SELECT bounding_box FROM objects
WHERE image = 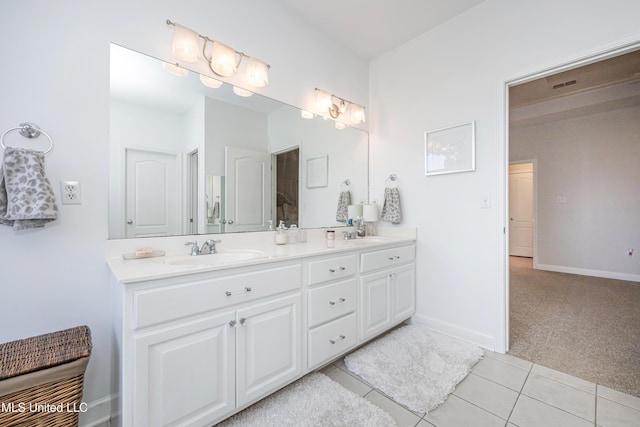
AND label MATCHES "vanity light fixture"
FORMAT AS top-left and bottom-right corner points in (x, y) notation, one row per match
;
(166, 19), (270, 91)
(314, 88), (366, 125)
(300, 110), (314, 119)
